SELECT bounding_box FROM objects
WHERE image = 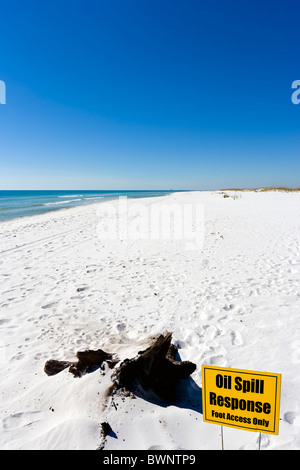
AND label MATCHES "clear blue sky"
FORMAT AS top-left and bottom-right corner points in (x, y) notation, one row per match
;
(0, 0), (299, 189)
